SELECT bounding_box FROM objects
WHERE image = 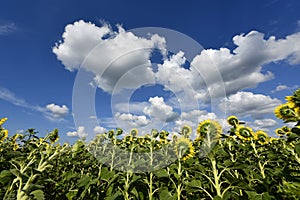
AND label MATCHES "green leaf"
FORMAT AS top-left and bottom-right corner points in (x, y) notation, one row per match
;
(154, 169), (169, 178)
(0, 170), (13, 185)
(186, 179), (202, 188)
(295, 144), (300, 155)
(159, 189), (173, 200)
(66, 190), (78, 200)
(77, 175), (92, 188)
(30, 190), (45, 200)
(105, 191), (122, 200)
(213, 195), (222, 200)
